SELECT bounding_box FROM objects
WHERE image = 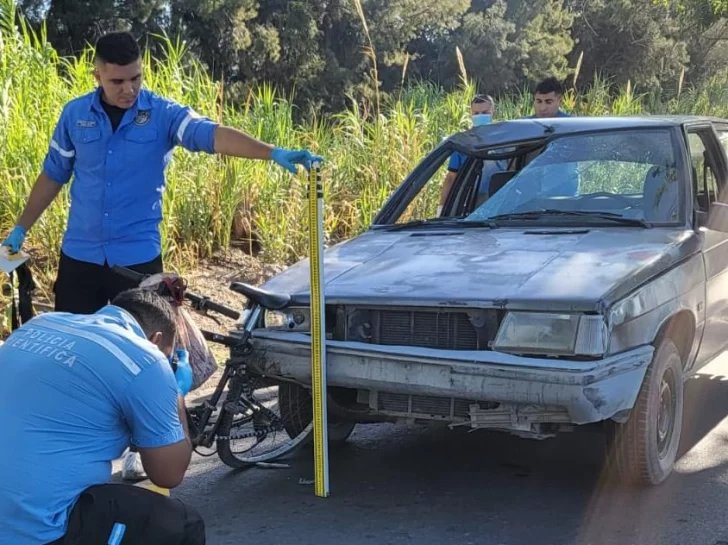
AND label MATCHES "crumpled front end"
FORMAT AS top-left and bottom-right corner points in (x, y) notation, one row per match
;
(248, 329), (654, 430)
